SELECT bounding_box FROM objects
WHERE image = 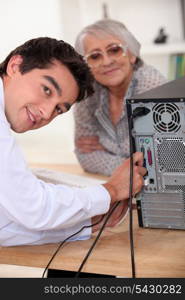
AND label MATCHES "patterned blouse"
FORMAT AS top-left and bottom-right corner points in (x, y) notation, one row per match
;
(73, 63), (167, 176)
